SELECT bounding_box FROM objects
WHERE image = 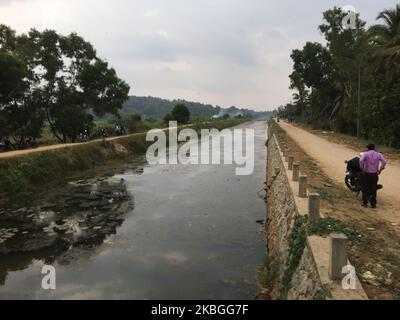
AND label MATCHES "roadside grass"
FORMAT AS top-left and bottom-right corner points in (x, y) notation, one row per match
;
(309, 186), (336, 205)
(279, 215), (308, 300)
(269, 119), (400, 299)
